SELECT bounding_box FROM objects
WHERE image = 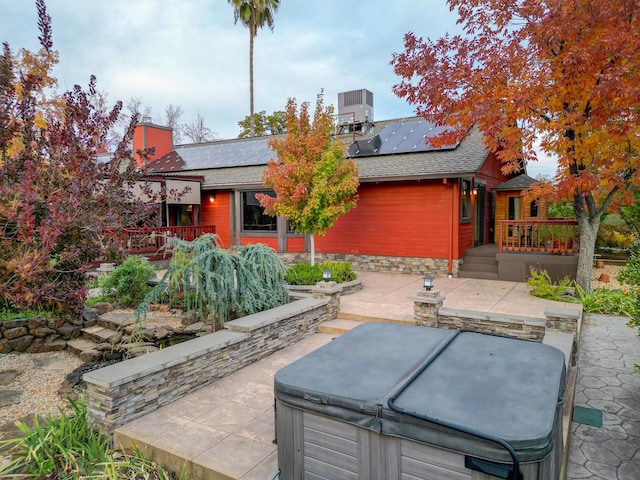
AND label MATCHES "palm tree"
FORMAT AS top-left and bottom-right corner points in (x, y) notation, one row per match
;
(228, 0), (280, 137)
